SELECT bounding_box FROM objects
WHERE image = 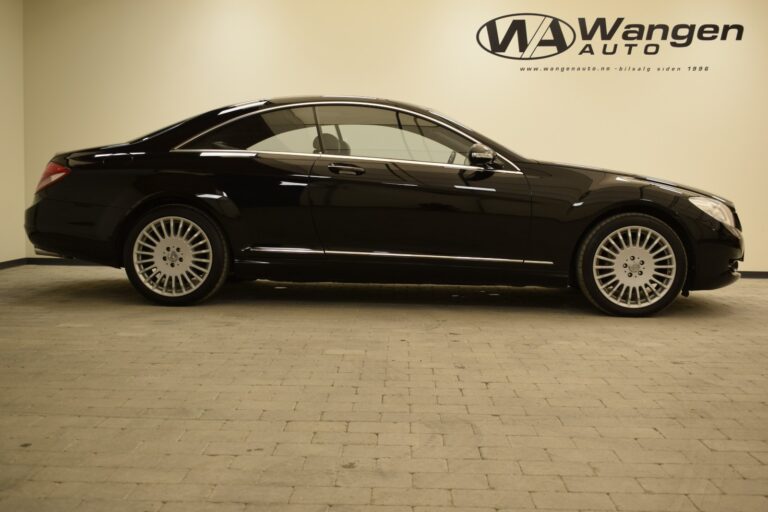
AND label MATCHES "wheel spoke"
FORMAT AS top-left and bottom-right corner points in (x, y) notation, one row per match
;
(143, 231), (160, 244)
(608, 238), (623, 253)
(181, 272), (194, 289)
(614, 232), (625, 249)
(645, 229), (655, 248)
(140, 266), (159, 278)
(149, 224), (161, 243)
